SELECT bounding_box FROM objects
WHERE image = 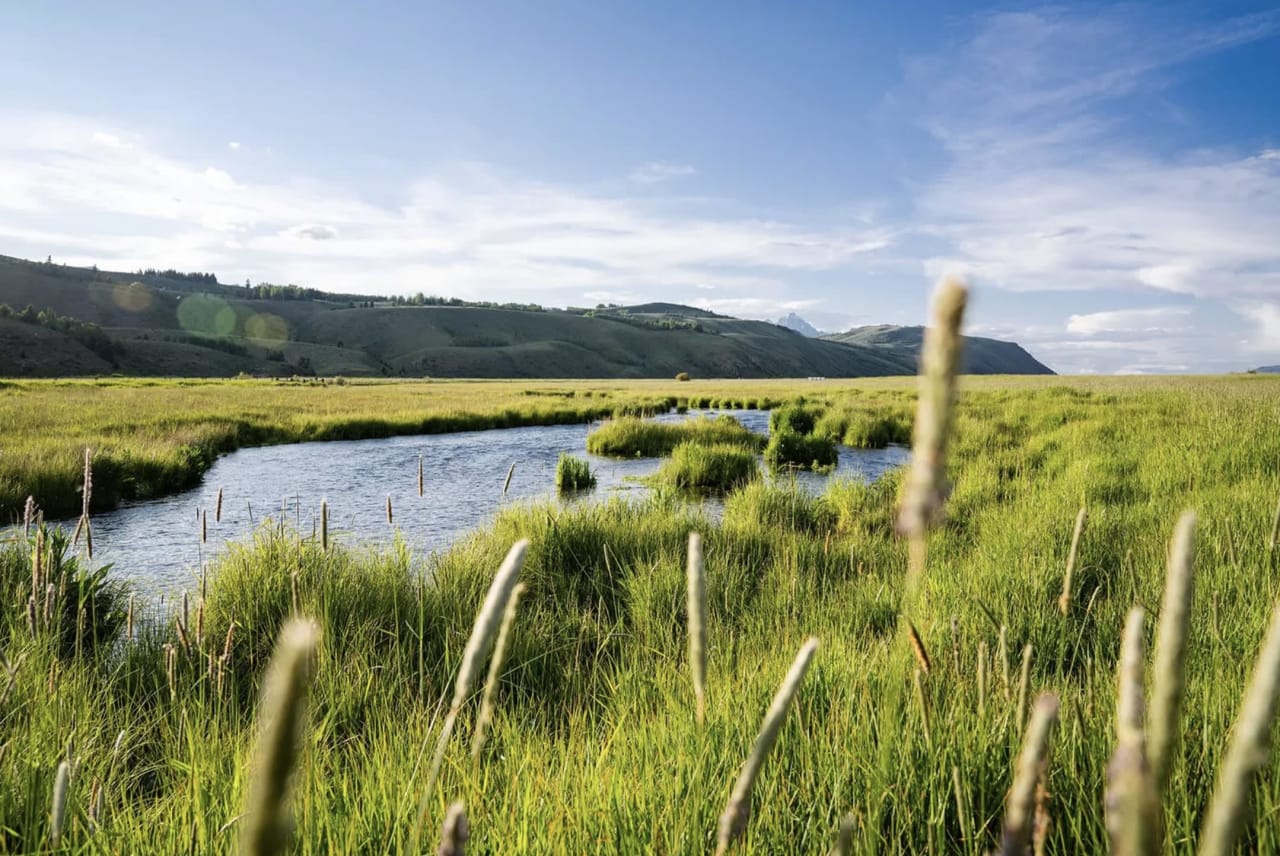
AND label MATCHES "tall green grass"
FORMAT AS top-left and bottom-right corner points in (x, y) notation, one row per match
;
(586, 415), (762, 458)
(1, 375), (1280, 852)
(654, 442), (759, 492)
(554, 454), (596, 492)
